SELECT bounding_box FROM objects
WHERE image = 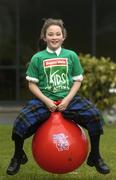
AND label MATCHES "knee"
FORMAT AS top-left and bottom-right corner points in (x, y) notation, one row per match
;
(86, 121), (104, 136)
(12, 132), (24, 141)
